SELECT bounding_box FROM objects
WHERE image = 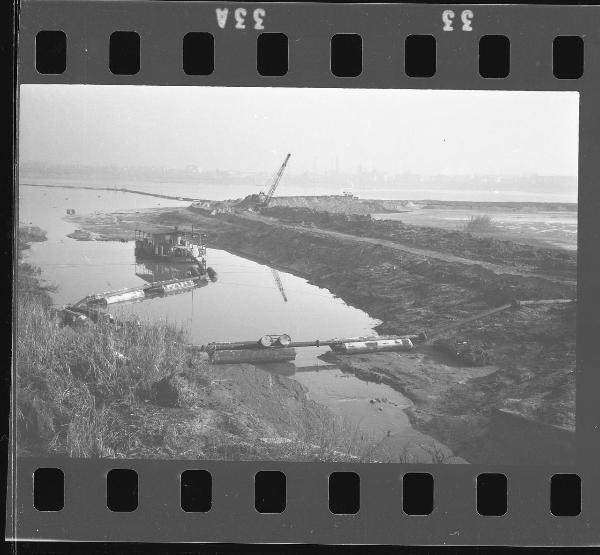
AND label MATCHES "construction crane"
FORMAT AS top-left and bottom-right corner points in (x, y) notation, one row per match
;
(235, 153), (292, 211)
(271, 269), (288, 302)
(258, 153), (291, 207)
